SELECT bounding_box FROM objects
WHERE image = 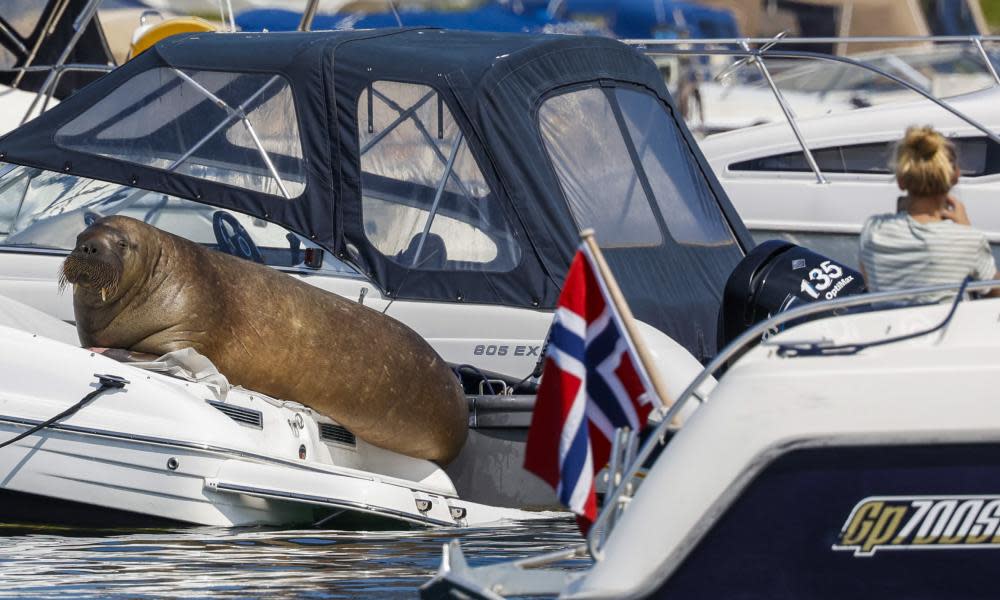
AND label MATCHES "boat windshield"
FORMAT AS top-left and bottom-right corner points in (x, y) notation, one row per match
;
(0, 163), (357, 276)
(768, 47), (998, 98)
